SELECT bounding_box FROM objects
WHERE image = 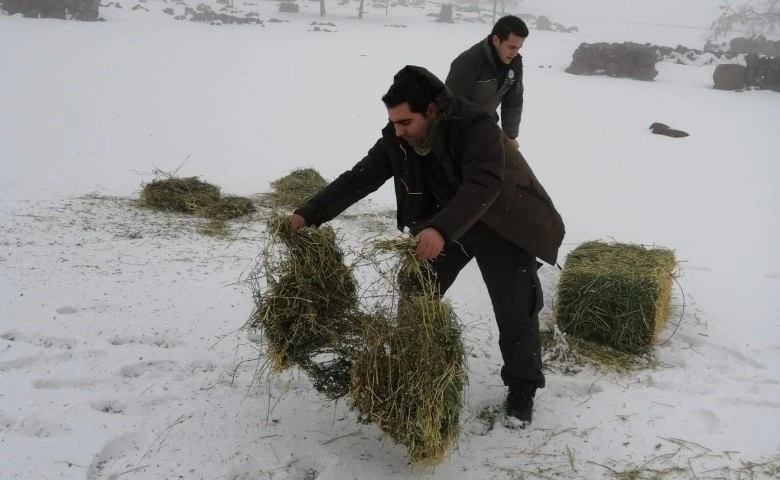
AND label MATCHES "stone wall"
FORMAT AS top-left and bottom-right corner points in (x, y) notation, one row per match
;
(2, 0), (100, 21)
